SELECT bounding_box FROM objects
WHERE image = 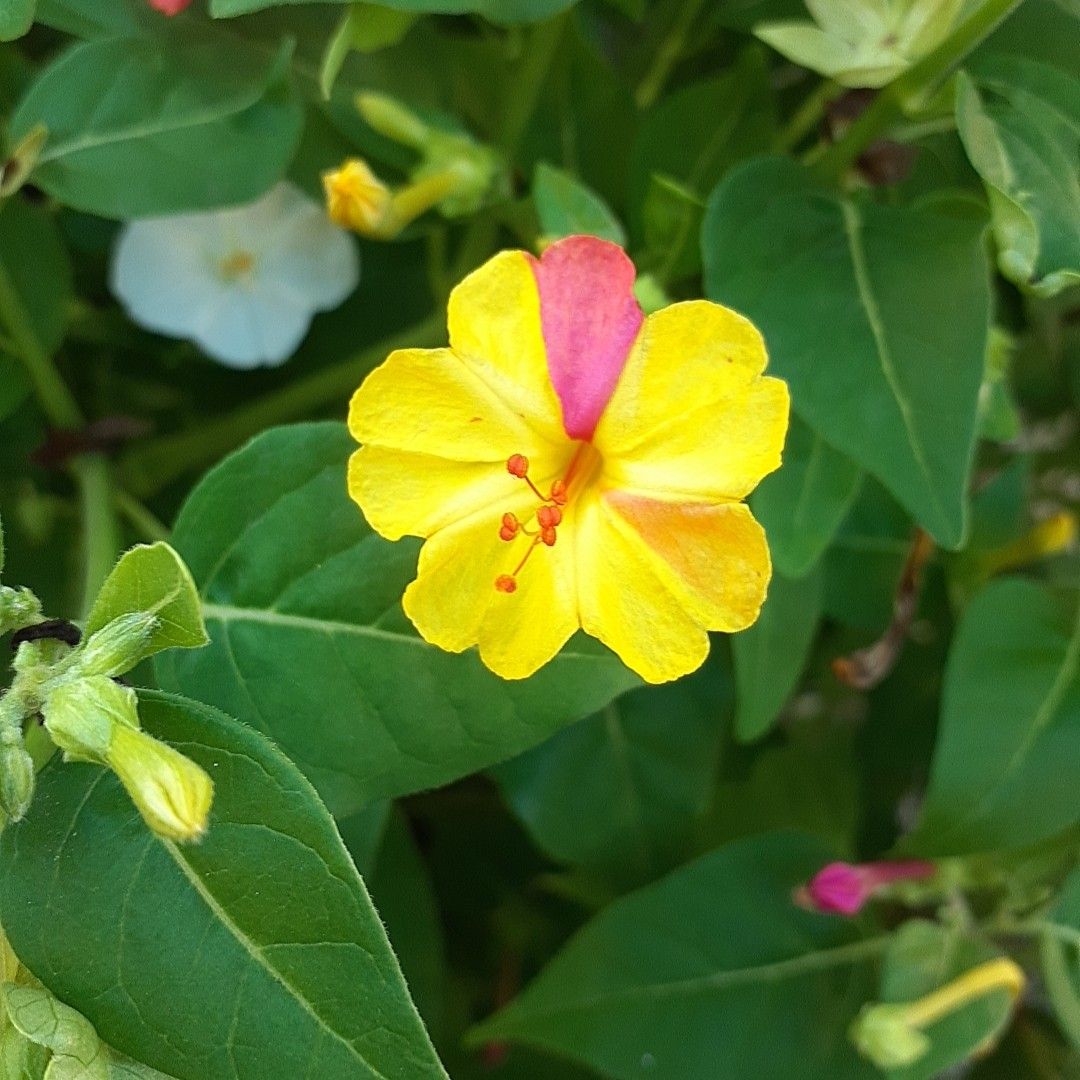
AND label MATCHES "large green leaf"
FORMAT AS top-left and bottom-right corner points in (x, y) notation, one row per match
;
(703, 156), (990, 548)
(492, 655), (730, 886)
(906, 579), (1080, 855)
(752, 414), (862, 579)
(9, 29), (303, 218)
(156, 423), (638, 816)
(732, 569), (821, 742)
(0, 692), (447, 1080)
(209, 0), (581, 25)
(956, 55), (1079, 296)
(472, 832), (881, 1079)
